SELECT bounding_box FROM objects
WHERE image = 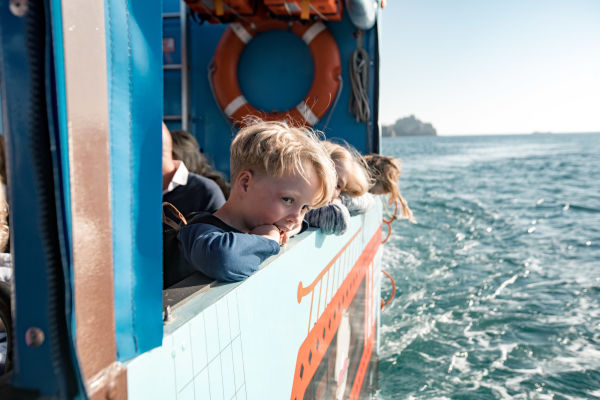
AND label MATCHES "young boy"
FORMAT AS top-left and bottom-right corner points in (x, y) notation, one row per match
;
(176, 120), (336, 282)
